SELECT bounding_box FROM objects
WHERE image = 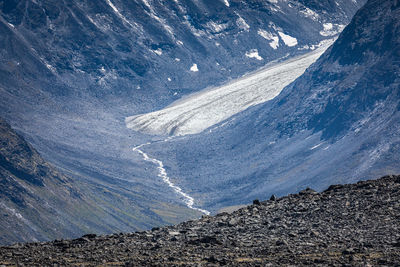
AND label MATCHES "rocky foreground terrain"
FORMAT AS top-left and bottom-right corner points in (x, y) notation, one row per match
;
(0, 175), (399, 266)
